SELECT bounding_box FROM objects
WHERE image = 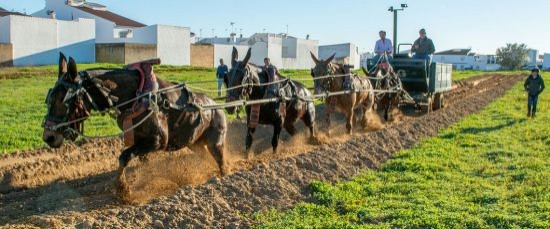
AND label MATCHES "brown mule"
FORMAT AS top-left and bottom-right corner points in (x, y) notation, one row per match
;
(310, 52), (375, 135)
(43, 53), (228, 198)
